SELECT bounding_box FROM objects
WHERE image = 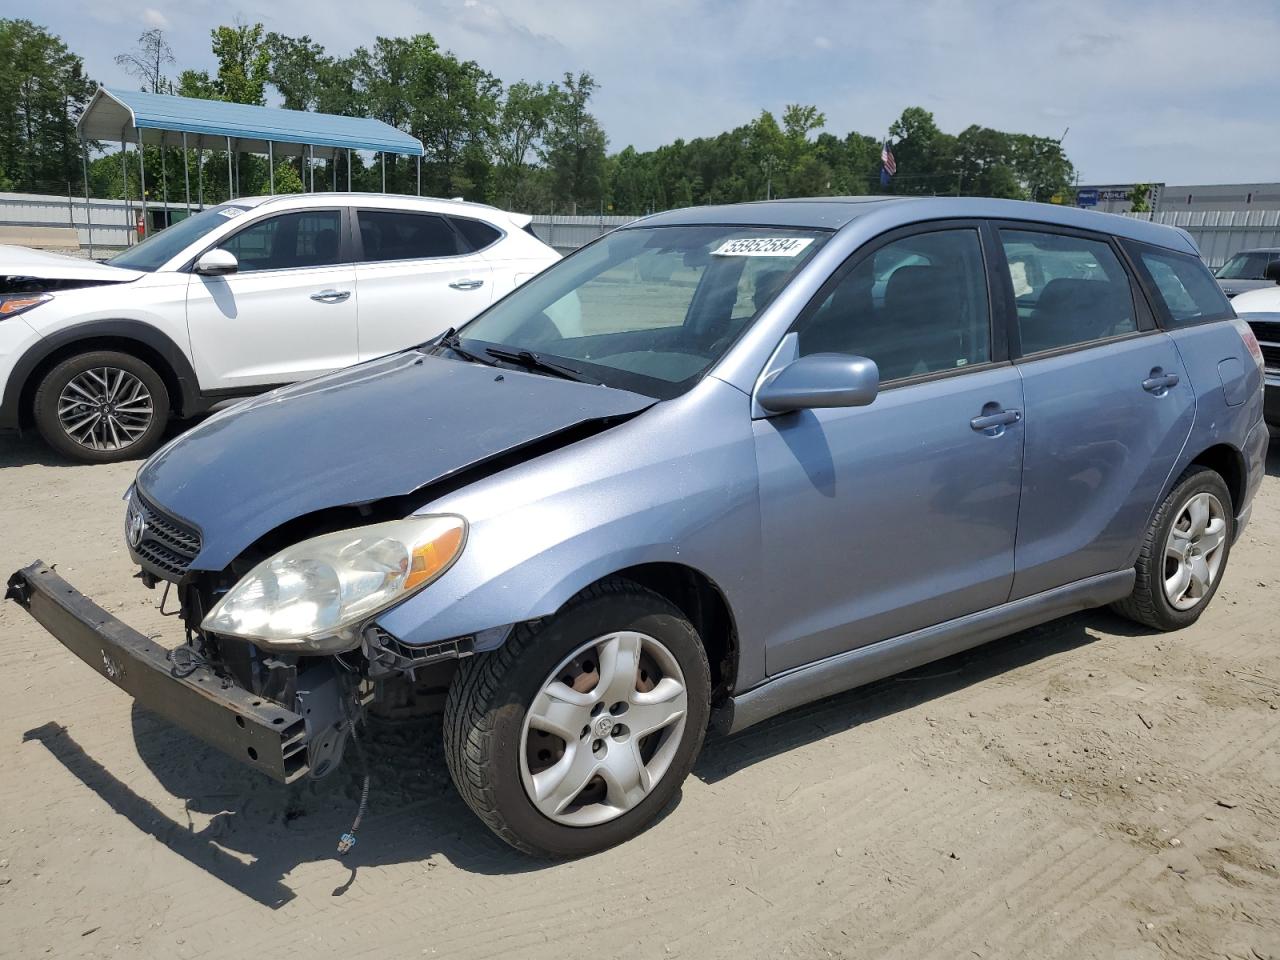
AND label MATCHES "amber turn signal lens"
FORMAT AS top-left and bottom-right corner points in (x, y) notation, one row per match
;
(404, 521), (466, 590)
(0, 294), (51, 317)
